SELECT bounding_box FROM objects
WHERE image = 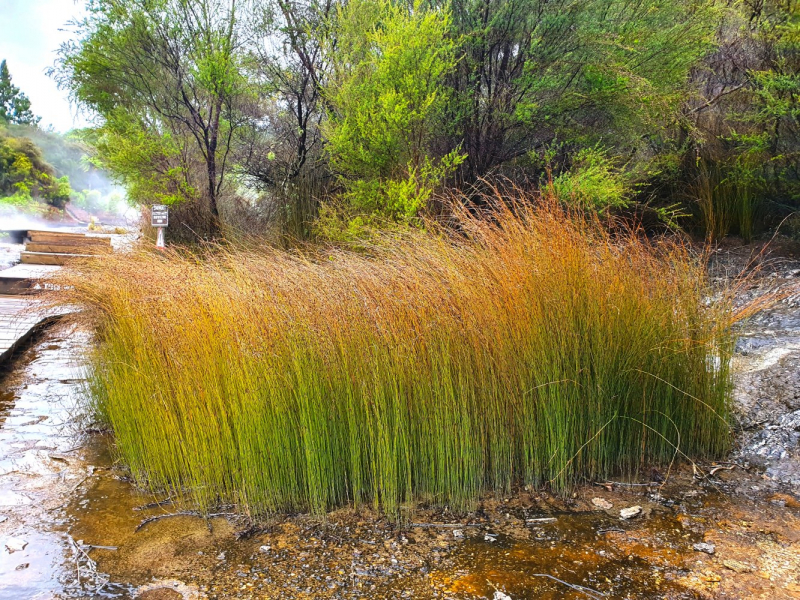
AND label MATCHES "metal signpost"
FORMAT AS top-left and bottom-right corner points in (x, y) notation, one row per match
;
(152, 205), (169, 249)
